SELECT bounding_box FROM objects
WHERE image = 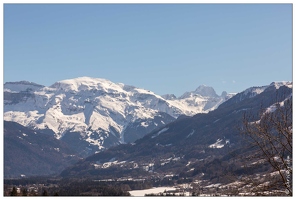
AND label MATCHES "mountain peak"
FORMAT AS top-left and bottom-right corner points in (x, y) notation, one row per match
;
(269, 81), (292, 89)
(194, 85), (218, 97)
(4, 81), (44, 93)
(161, 94), (177, 100)
(179, 85), (219, 99)
(49, 77), (123, 92)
